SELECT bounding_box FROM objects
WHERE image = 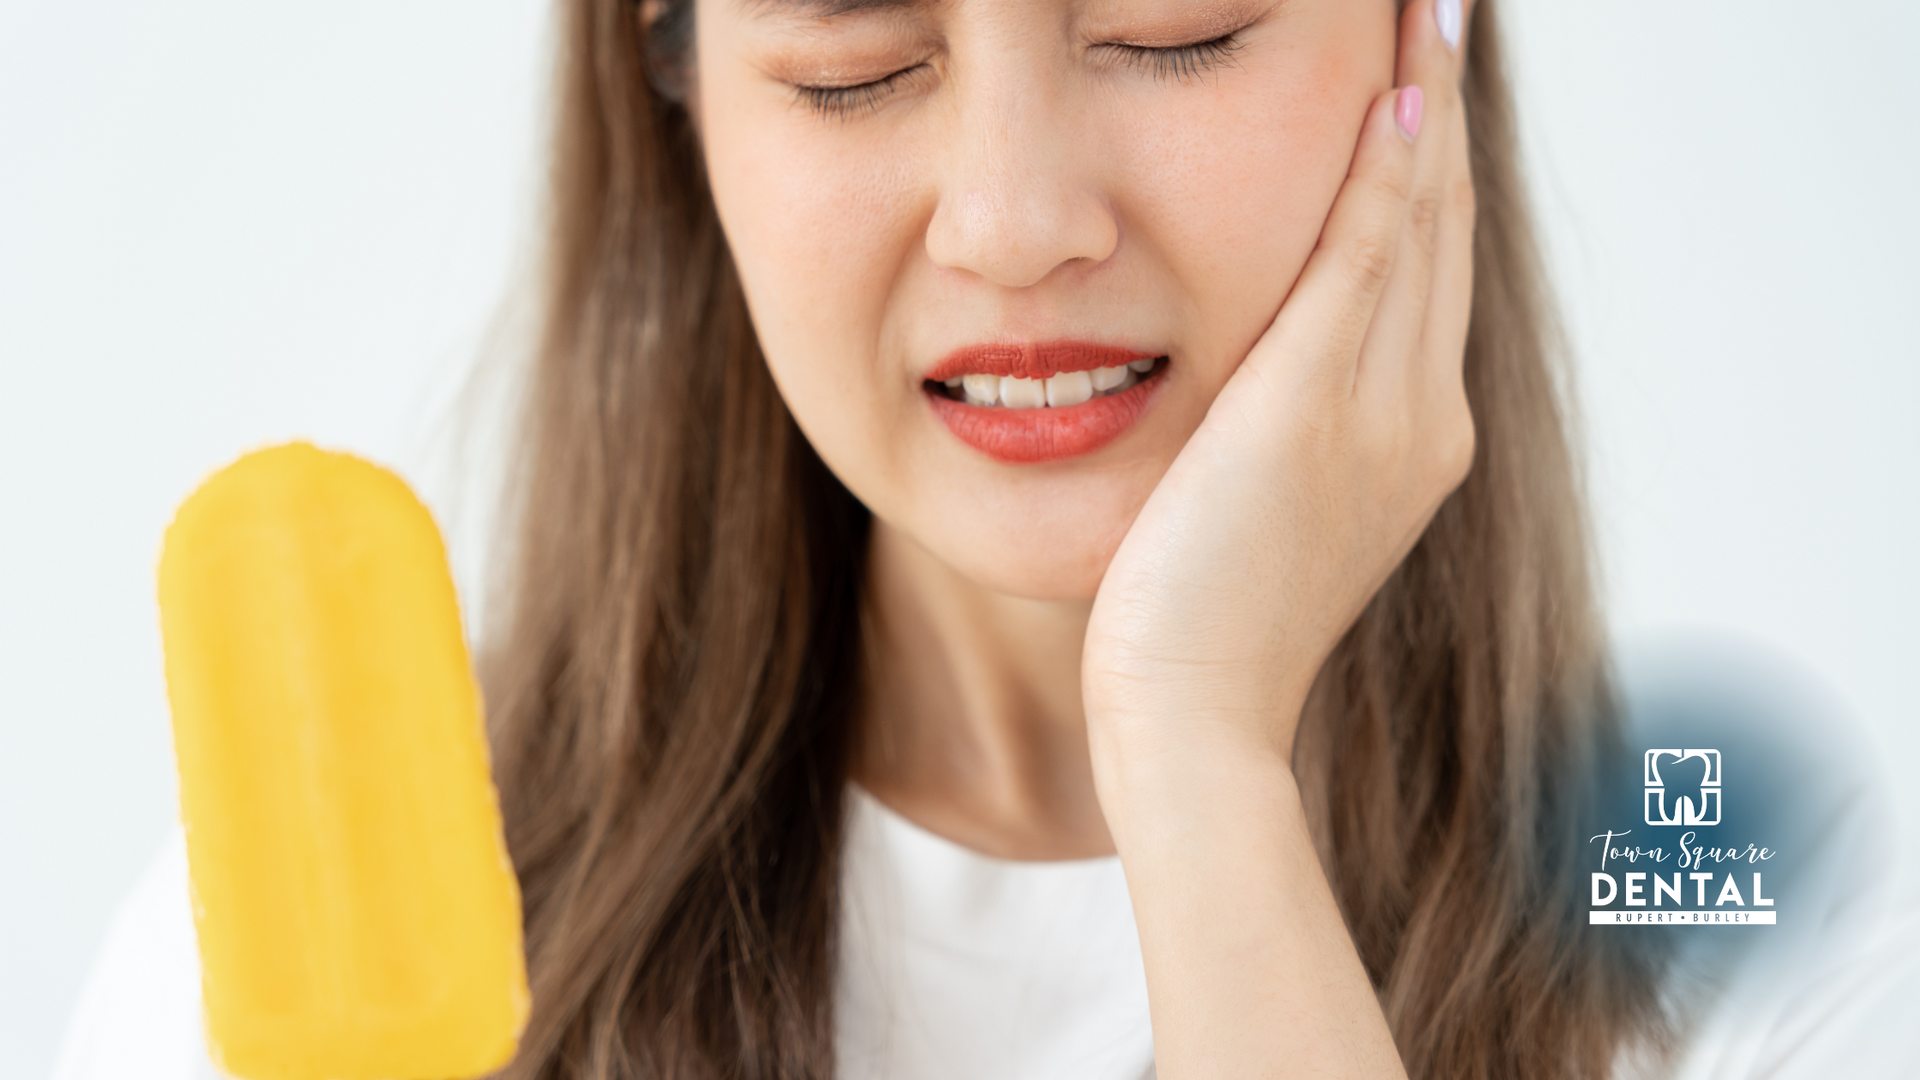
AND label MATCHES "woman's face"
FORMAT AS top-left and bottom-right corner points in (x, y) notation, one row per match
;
(695, 0), (1396, 601)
